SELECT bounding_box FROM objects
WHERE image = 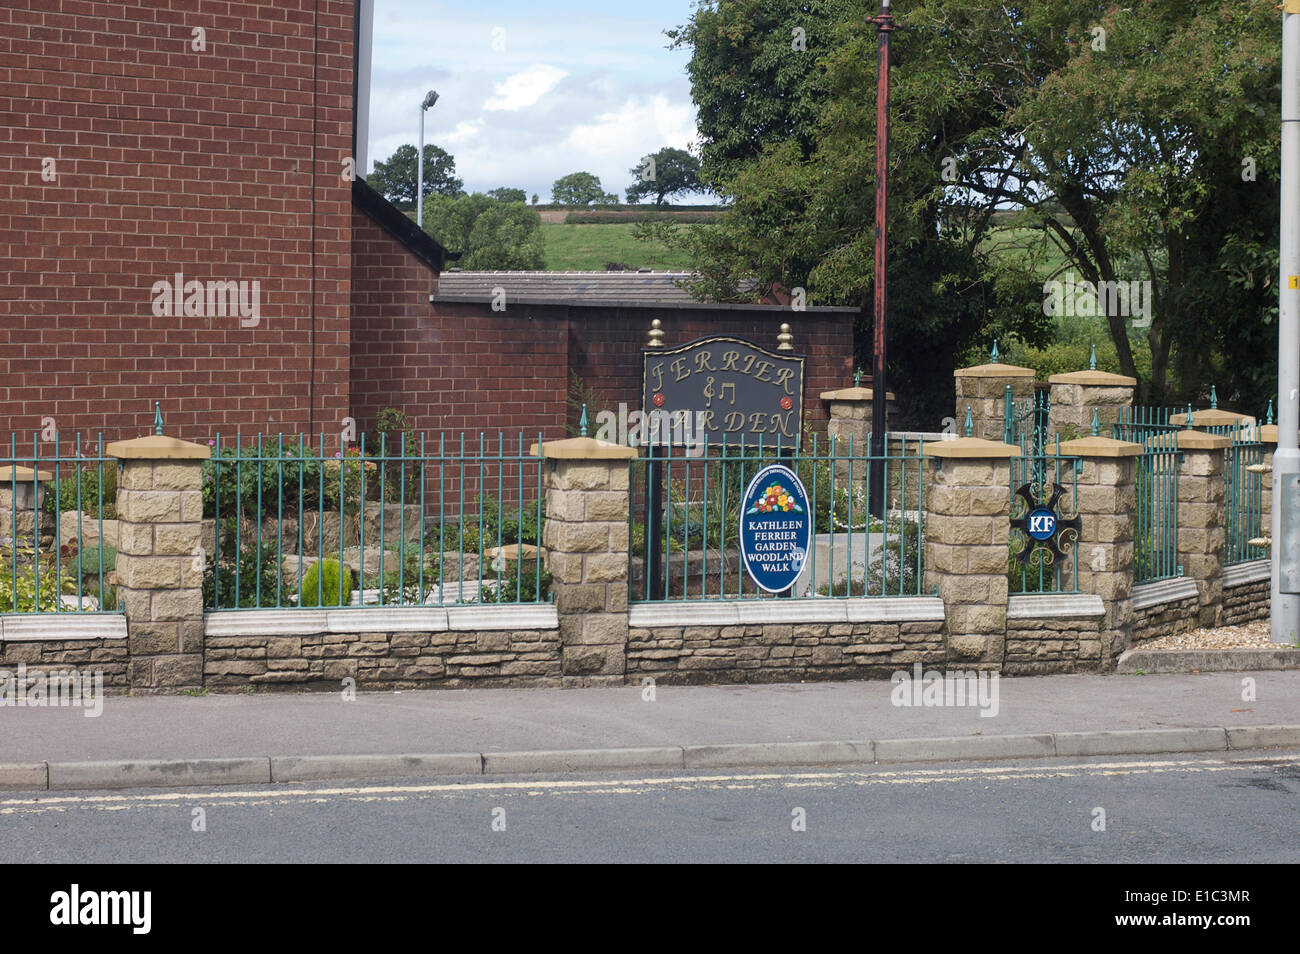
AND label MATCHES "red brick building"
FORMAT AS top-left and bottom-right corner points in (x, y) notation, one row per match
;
(1, 0), (856, 445)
